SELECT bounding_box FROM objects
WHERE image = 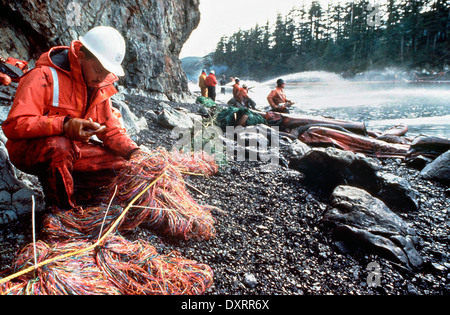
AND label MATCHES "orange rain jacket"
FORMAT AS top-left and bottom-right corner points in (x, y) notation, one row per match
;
(232, 83), (240, 99)
(267, 87), (288, 110)
(2, 40), (139, 159)
(204, 74), (218, 87)
(236, 87), (249, 103)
